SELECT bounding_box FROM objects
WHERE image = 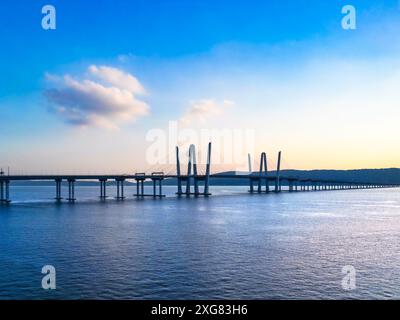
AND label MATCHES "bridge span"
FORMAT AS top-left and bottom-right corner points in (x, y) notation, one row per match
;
(1, 143), (399, 204)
